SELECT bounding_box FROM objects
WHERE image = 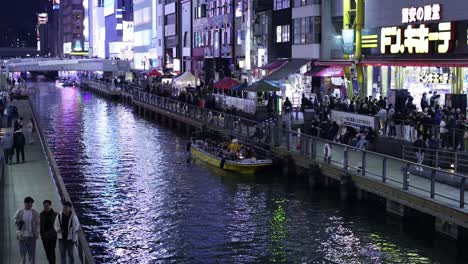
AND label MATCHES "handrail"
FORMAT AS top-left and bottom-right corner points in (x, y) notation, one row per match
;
(128, 89), (468, 209)
(28, 97), (95, 264)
